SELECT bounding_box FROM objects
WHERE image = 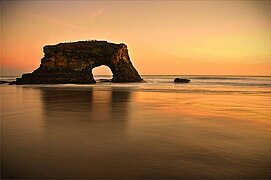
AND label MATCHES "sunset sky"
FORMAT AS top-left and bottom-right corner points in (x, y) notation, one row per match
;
(1, 0), (270, 76)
